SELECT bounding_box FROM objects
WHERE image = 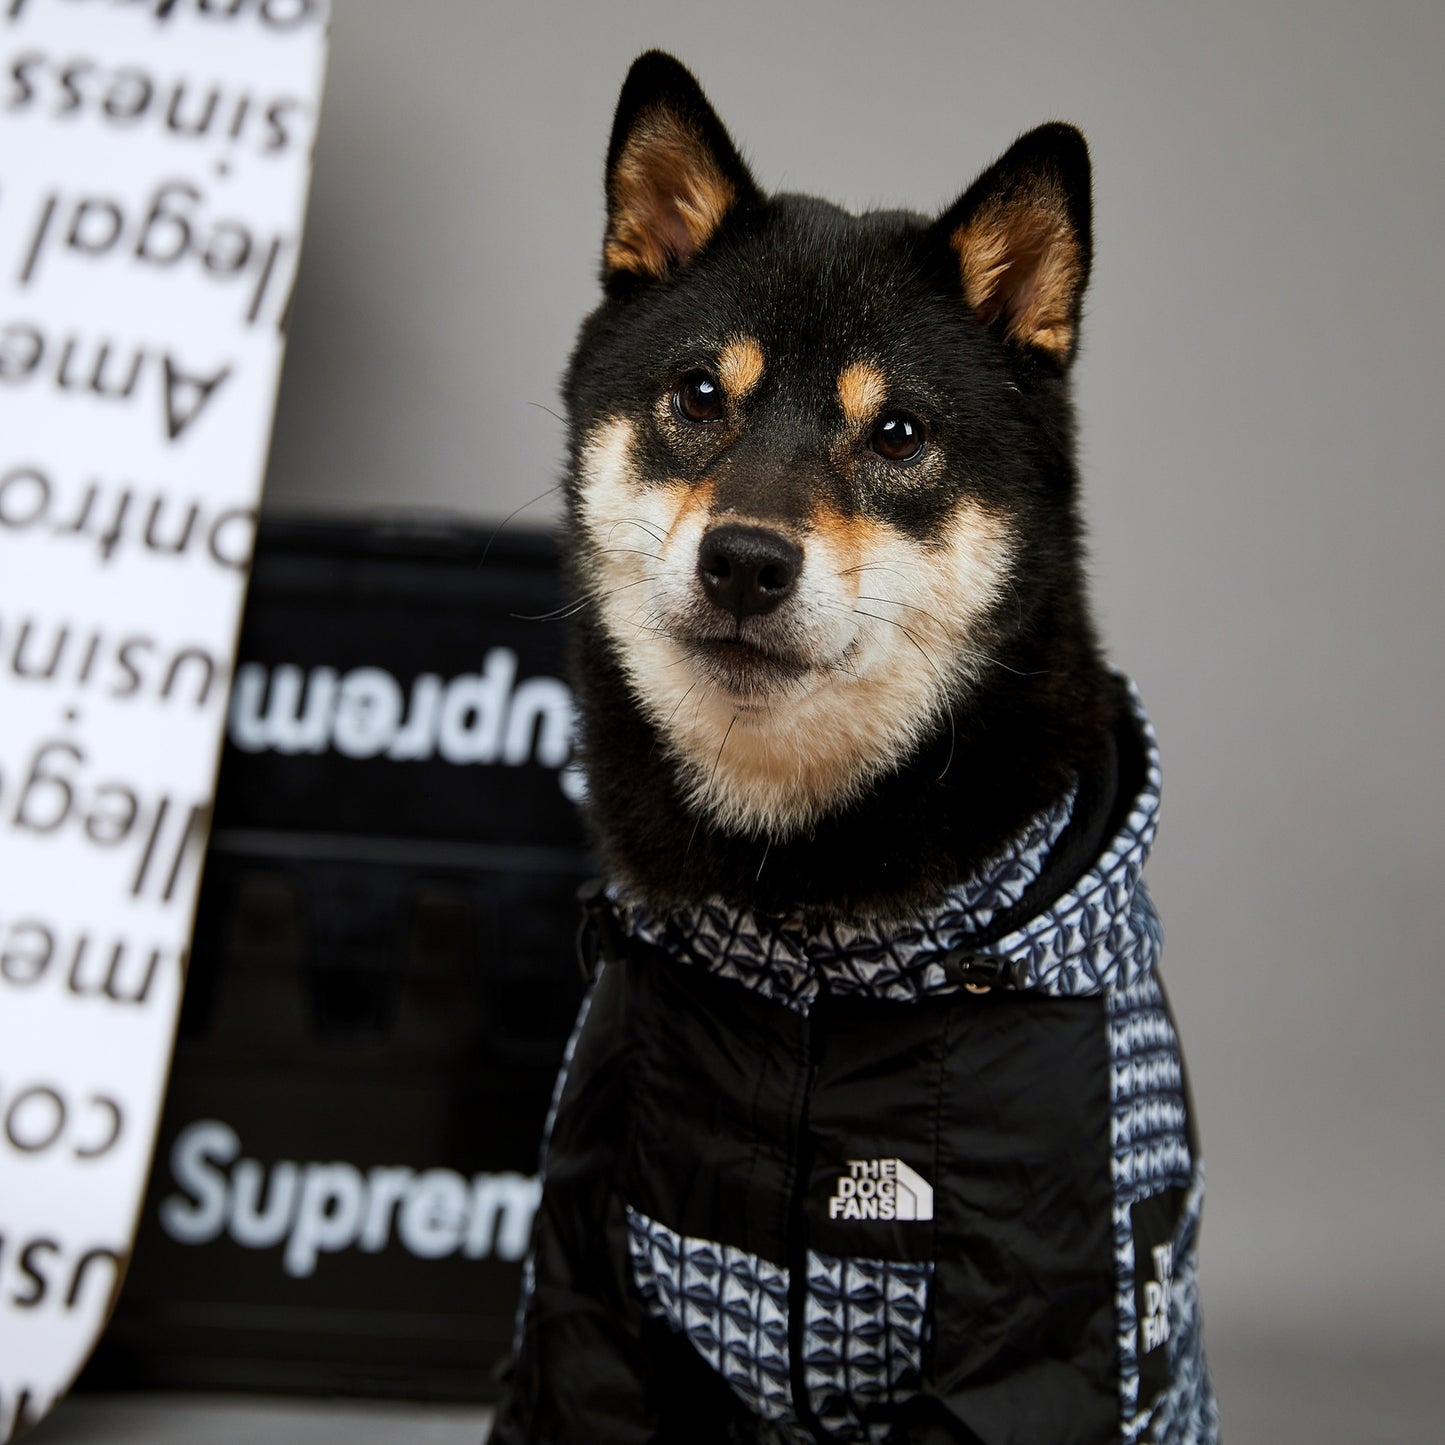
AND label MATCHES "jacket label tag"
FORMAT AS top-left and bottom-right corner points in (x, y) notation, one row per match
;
(1131, 1185), (1185, 1402)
